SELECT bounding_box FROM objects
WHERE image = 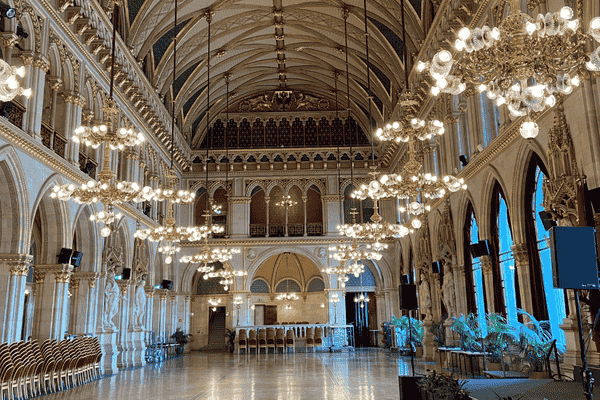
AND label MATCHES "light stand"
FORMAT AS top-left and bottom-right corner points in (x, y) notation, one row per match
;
(234, 296), (243, 327)
(408, 310), (415, 377)
(575, 289), (595, 400)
